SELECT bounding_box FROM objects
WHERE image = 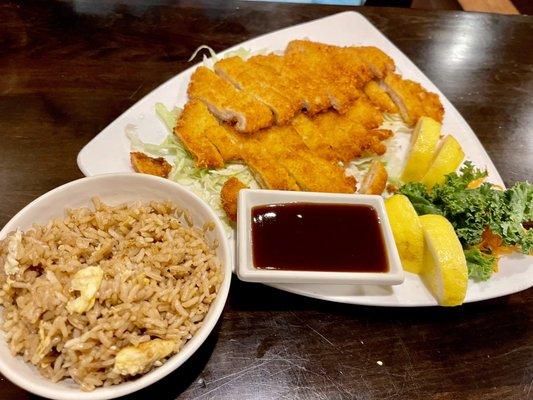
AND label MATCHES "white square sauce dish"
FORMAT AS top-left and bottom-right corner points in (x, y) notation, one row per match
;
(237, 190), (404, 285)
